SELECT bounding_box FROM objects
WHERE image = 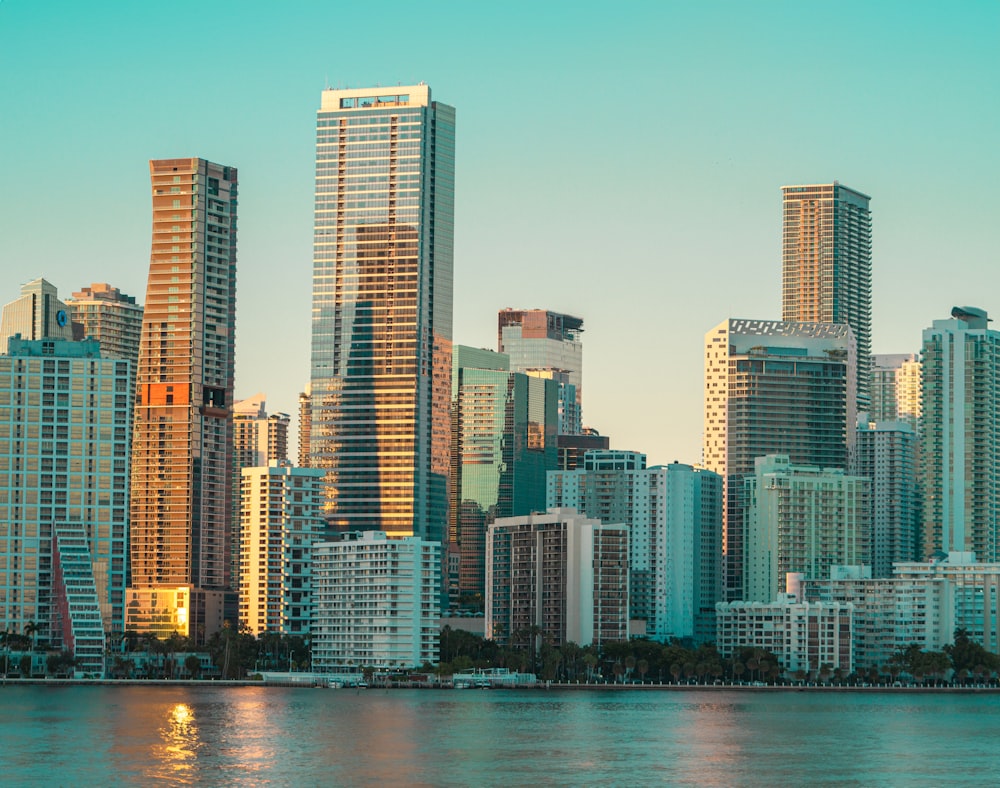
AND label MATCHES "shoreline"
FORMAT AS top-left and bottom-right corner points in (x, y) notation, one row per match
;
(4, 678), (1000, 693)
